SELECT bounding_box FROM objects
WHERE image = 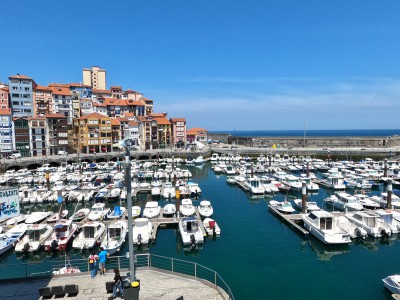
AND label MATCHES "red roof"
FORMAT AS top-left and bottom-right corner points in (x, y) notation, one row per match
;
(9, 74), (32, 80)
(111, 119), (120, 126)
(170, 118), (186, 122)
(80, 112), (109, 119)
(129, 120), (138, 126)
(50, 87), (71, 96)
(45, 113), (66, 118)
(156, 118), (171, 125)
(92, 89), (111, 94)
(105, 98), (127, 106)
(0, 108), (11, 115)
(35, 85), (52, 91)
